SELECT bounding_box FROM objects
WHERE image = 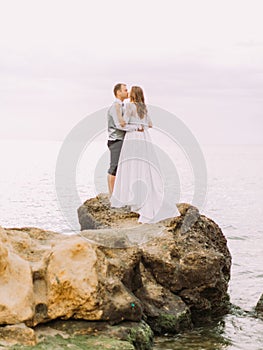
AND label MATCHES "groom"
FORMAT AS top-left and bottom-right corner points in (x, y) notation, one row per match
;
(107, 83), (143, 196)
